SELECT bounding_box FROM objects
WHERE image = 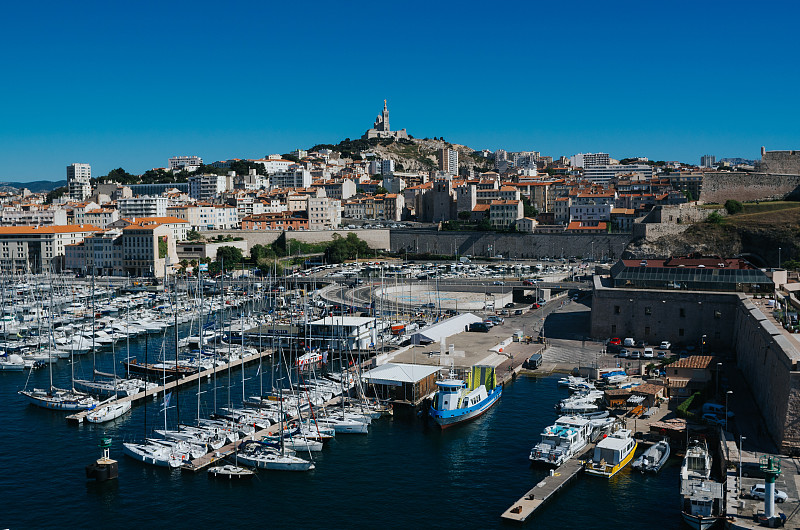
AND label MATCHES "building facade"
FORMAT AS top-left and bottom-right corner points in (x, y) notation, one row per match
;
(67, 163), (91, 201)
